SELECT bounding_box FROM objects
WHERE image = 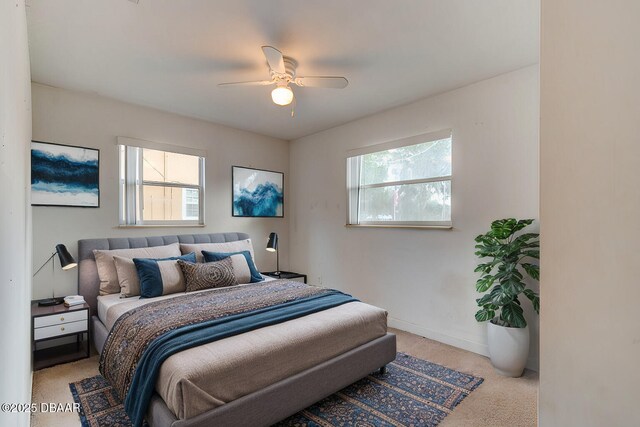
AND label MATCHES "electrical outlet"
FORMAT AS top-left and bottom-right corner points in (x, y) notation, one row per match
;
(317, 275), (323, 285)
